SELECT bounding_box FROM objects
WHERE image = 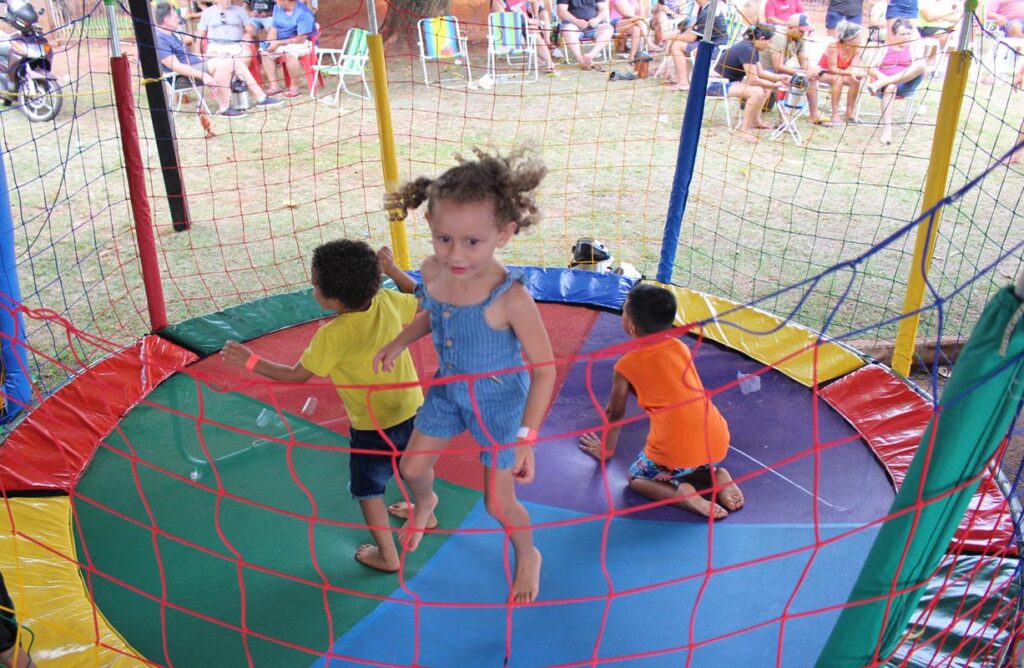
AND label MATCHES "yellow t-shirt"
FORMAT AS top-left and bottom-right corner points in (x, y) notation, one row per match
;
(299, 289), (423, 431)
